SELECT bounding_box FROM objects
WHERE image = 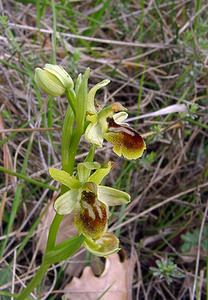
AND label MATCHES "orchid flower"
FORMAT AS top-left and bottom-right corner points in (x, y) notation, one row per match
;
(85, 102), (146, 160)
(85, 79), (146, 159)
(49, 162), (130, 256)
